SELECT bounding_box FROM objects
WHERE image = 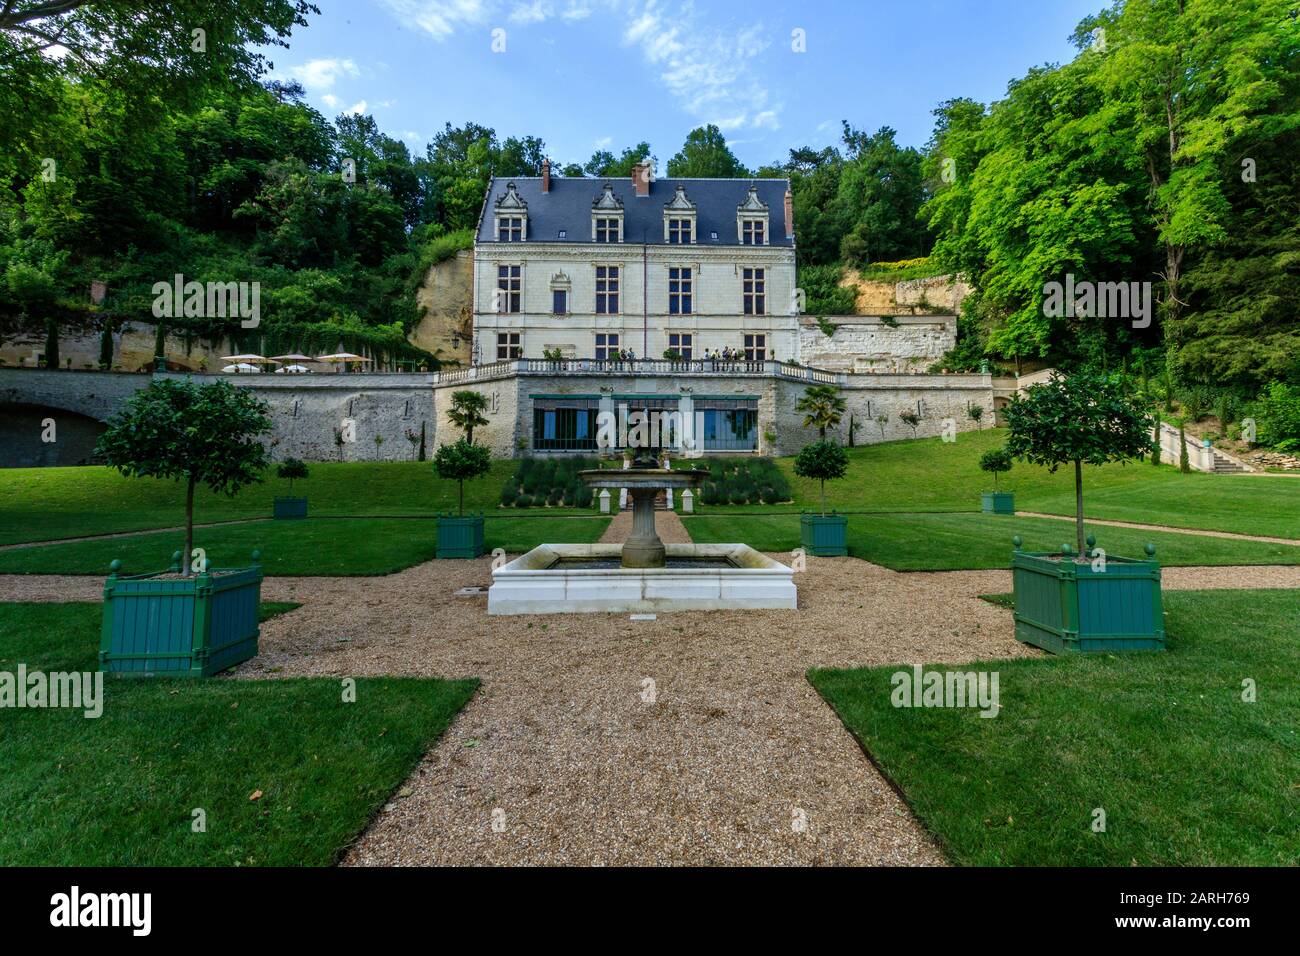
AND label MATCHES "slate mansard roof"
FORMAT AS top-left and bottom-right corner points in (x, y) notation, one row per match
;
(474, 176), (794, 247)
